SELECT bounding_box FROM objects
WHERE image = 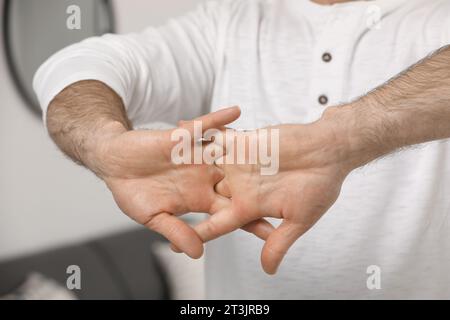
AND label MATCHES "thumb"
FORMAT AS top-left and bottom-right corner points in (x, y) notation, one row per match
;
(261, 221), (307, 275)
